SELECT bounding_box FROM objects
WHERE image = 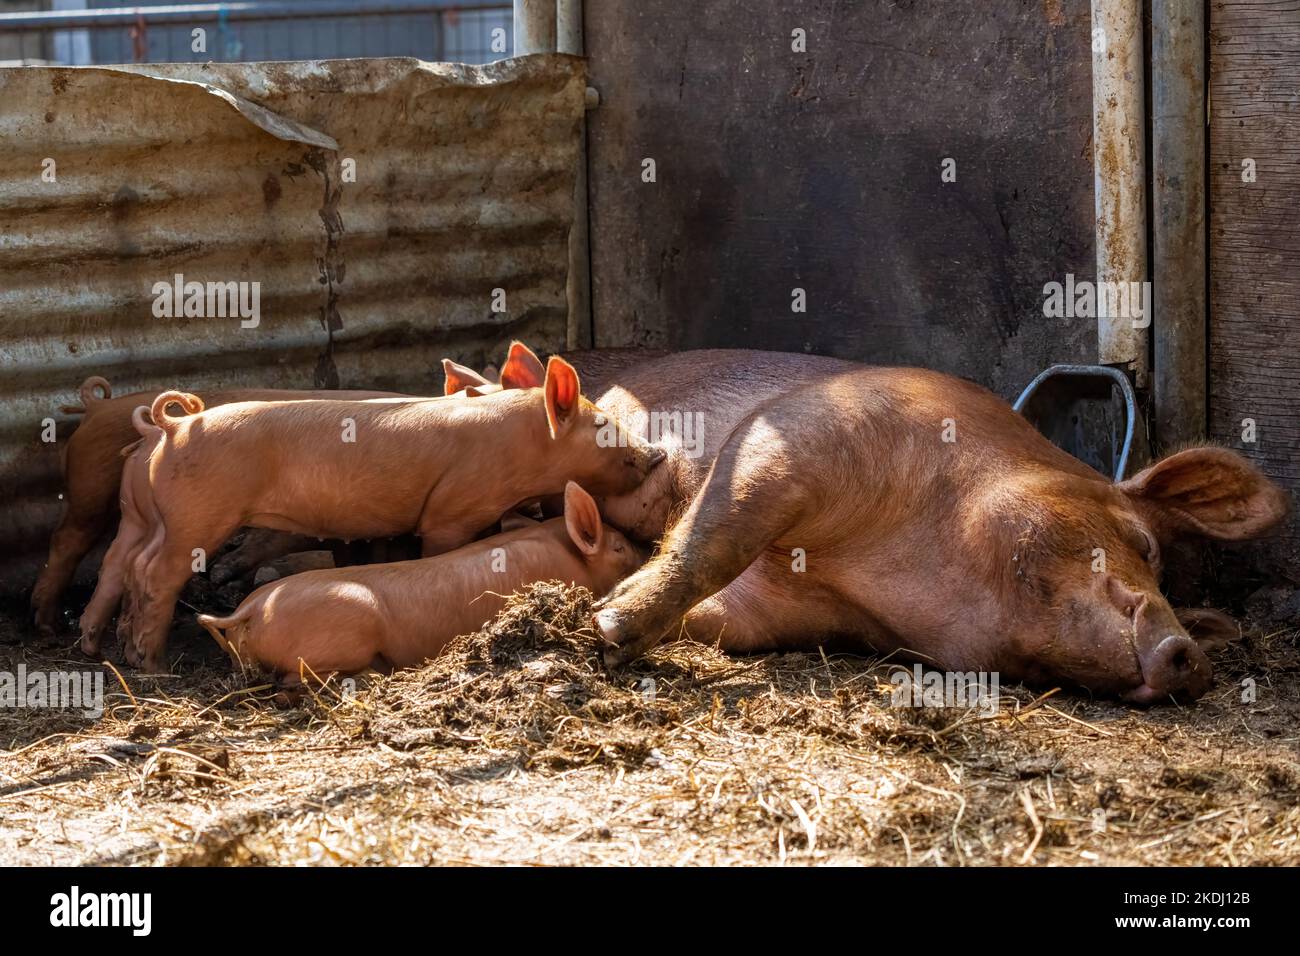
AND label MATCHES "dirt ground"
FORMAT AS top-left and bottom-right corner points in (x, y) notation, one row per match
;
(1, 583), (1298, 866)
